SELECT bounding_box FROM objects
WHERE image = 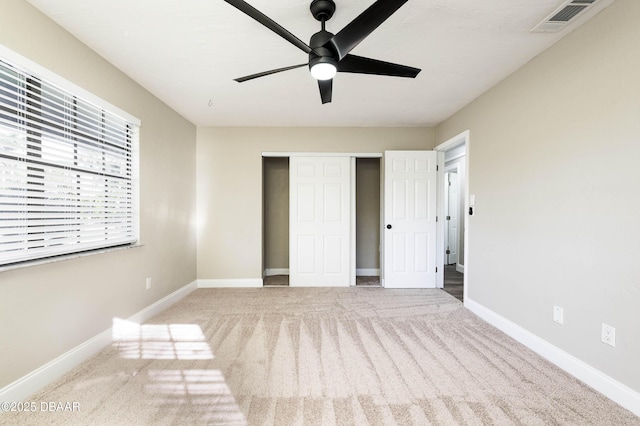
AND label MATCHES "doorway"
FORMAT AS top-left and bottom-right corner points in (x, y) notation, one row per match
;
(435, 132), (468, 303)
(262, 155), (381, 287)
